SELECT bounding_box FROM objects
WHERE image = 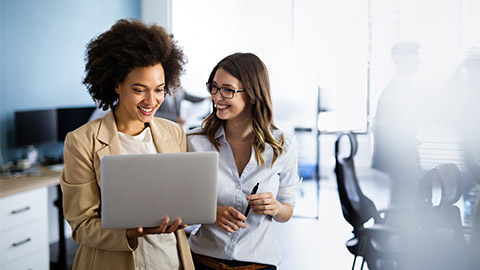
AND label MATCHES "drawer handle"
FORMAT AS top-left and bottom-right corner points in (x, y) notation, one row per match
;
(12, 237), (31, 247)
(10, 206), (30, 214)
